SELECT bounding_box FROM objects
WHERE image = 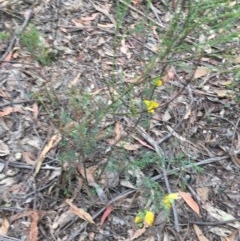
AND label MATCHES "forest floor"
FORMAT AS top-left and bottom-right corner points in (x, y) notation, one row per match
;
(0, 1), (240, 241)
